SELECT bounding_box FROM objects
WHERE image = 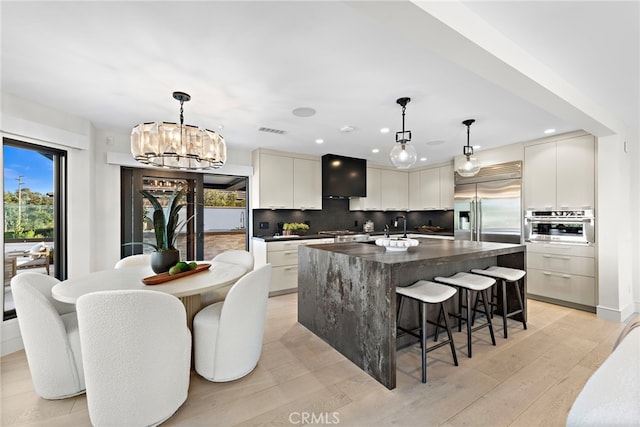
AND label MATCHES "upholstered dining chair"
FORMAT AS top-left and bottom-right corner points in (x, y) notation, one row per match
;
(114, 253), (151, 269)
(76, 290), (191, 427)
(201, 250), (255, 307)
(194, 264), (272, 382)
(10, 272), (85, 399)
